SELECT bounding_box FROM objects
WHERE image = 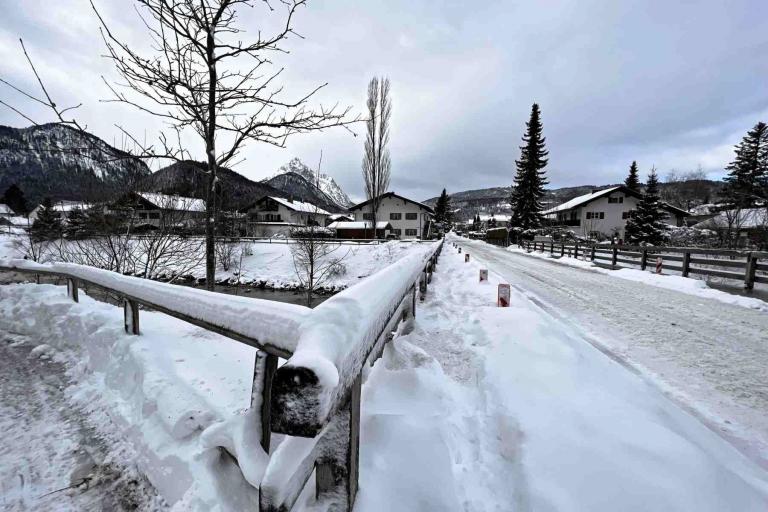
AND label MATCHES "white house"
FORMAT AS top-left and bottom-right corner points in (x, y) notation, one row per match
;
(242, 196), (330, 237)
(0, 203), (13, 219)
(479, 213), (511, 229)
(28, 200), (93, 221)
(106, 192), (206, 229)
(543, 185), (687, 240)
(348, 192), (434, 239)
